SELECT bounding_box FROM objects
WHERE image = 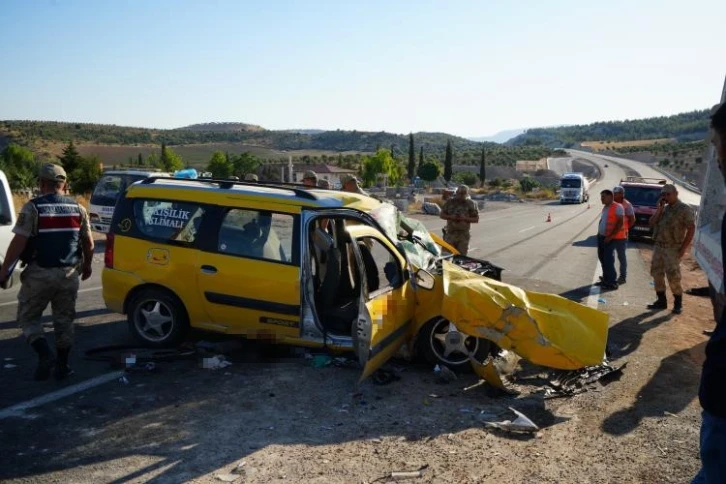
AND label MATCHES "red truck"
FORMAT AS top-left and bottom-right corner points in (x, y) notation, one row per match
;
(618, 176), (668, 239)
